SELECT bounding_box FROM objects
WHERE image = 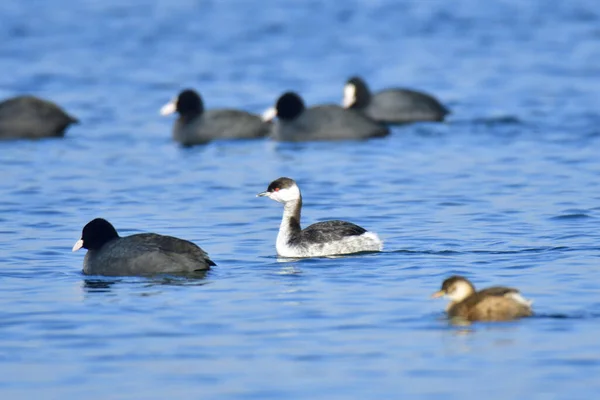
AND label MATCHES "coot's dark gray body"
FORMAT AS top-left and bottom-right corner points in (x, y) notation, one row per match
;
(0, 95), (78, 140)
(274, 105), (388, 142)
(83, 233), (215, 276)
(73, 218), (215, 276)
(161, 89), (270, 146)
(362, 89), (449, 123)
(266, 92), (389, 142)
(173, 109), (270, 146)
(344, 77), (449, 124)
